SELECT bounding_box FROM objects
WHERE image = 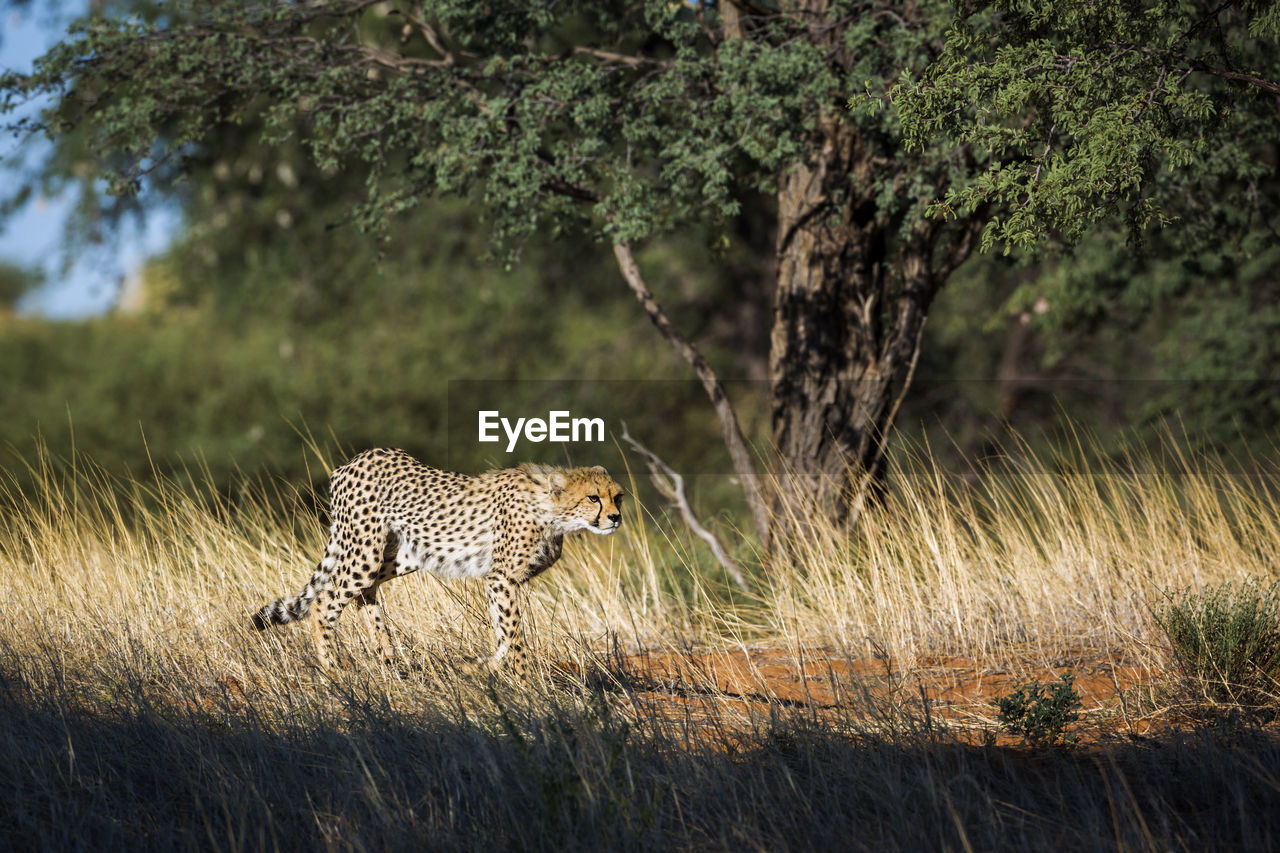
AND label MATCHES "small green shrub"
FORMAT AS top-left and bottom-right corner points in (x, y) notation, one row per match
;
(994, 674), (1082, 747)
(1155, 580), (1280, 708)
